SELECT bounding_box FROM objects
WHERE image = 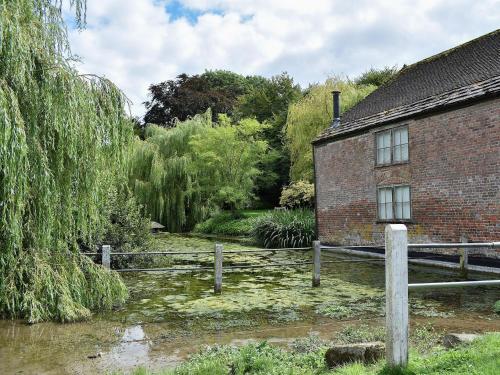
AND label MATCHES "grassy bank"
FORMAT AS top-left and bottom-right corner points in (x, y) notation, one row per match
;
(194, 209), (315, 248)
(129, 332), (500, 374)
(193, 210), (271, 237)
